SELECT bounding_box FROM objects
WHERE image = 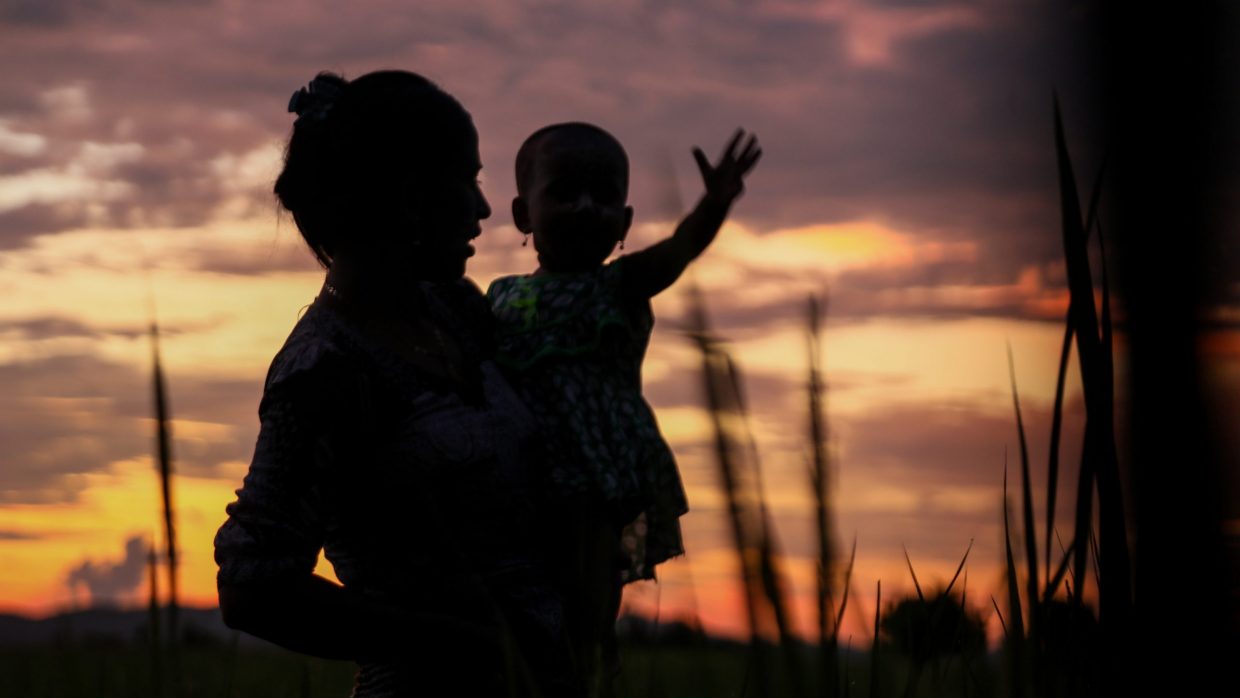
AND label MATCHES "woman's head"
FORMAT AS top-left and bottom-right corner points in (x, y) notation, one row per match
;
(275, 70), (490, 280)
